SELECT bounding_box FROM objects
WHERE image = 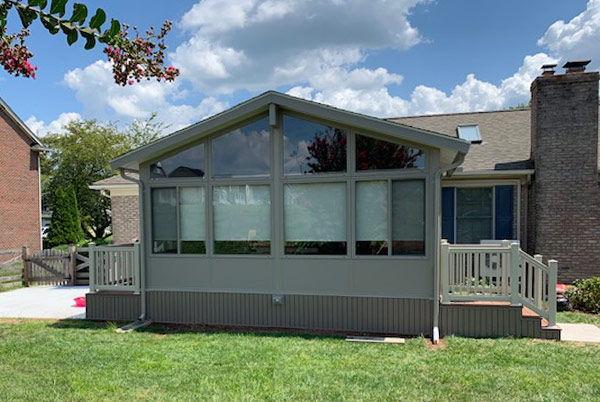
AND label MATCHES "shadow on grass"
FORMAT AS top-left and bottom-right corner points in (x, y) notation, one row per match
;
(47, 318), (385, 341)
